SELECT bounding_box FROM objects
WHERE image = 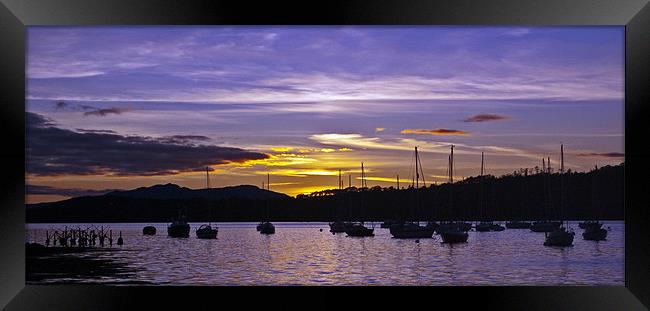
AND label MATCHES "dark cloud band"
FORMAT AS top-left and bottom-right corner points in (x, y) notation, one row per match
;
(26, 184), (118, 197)
(401, 128), (469, 136)
(463, 114), (511, 122)
(26, 112), (269, 176)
